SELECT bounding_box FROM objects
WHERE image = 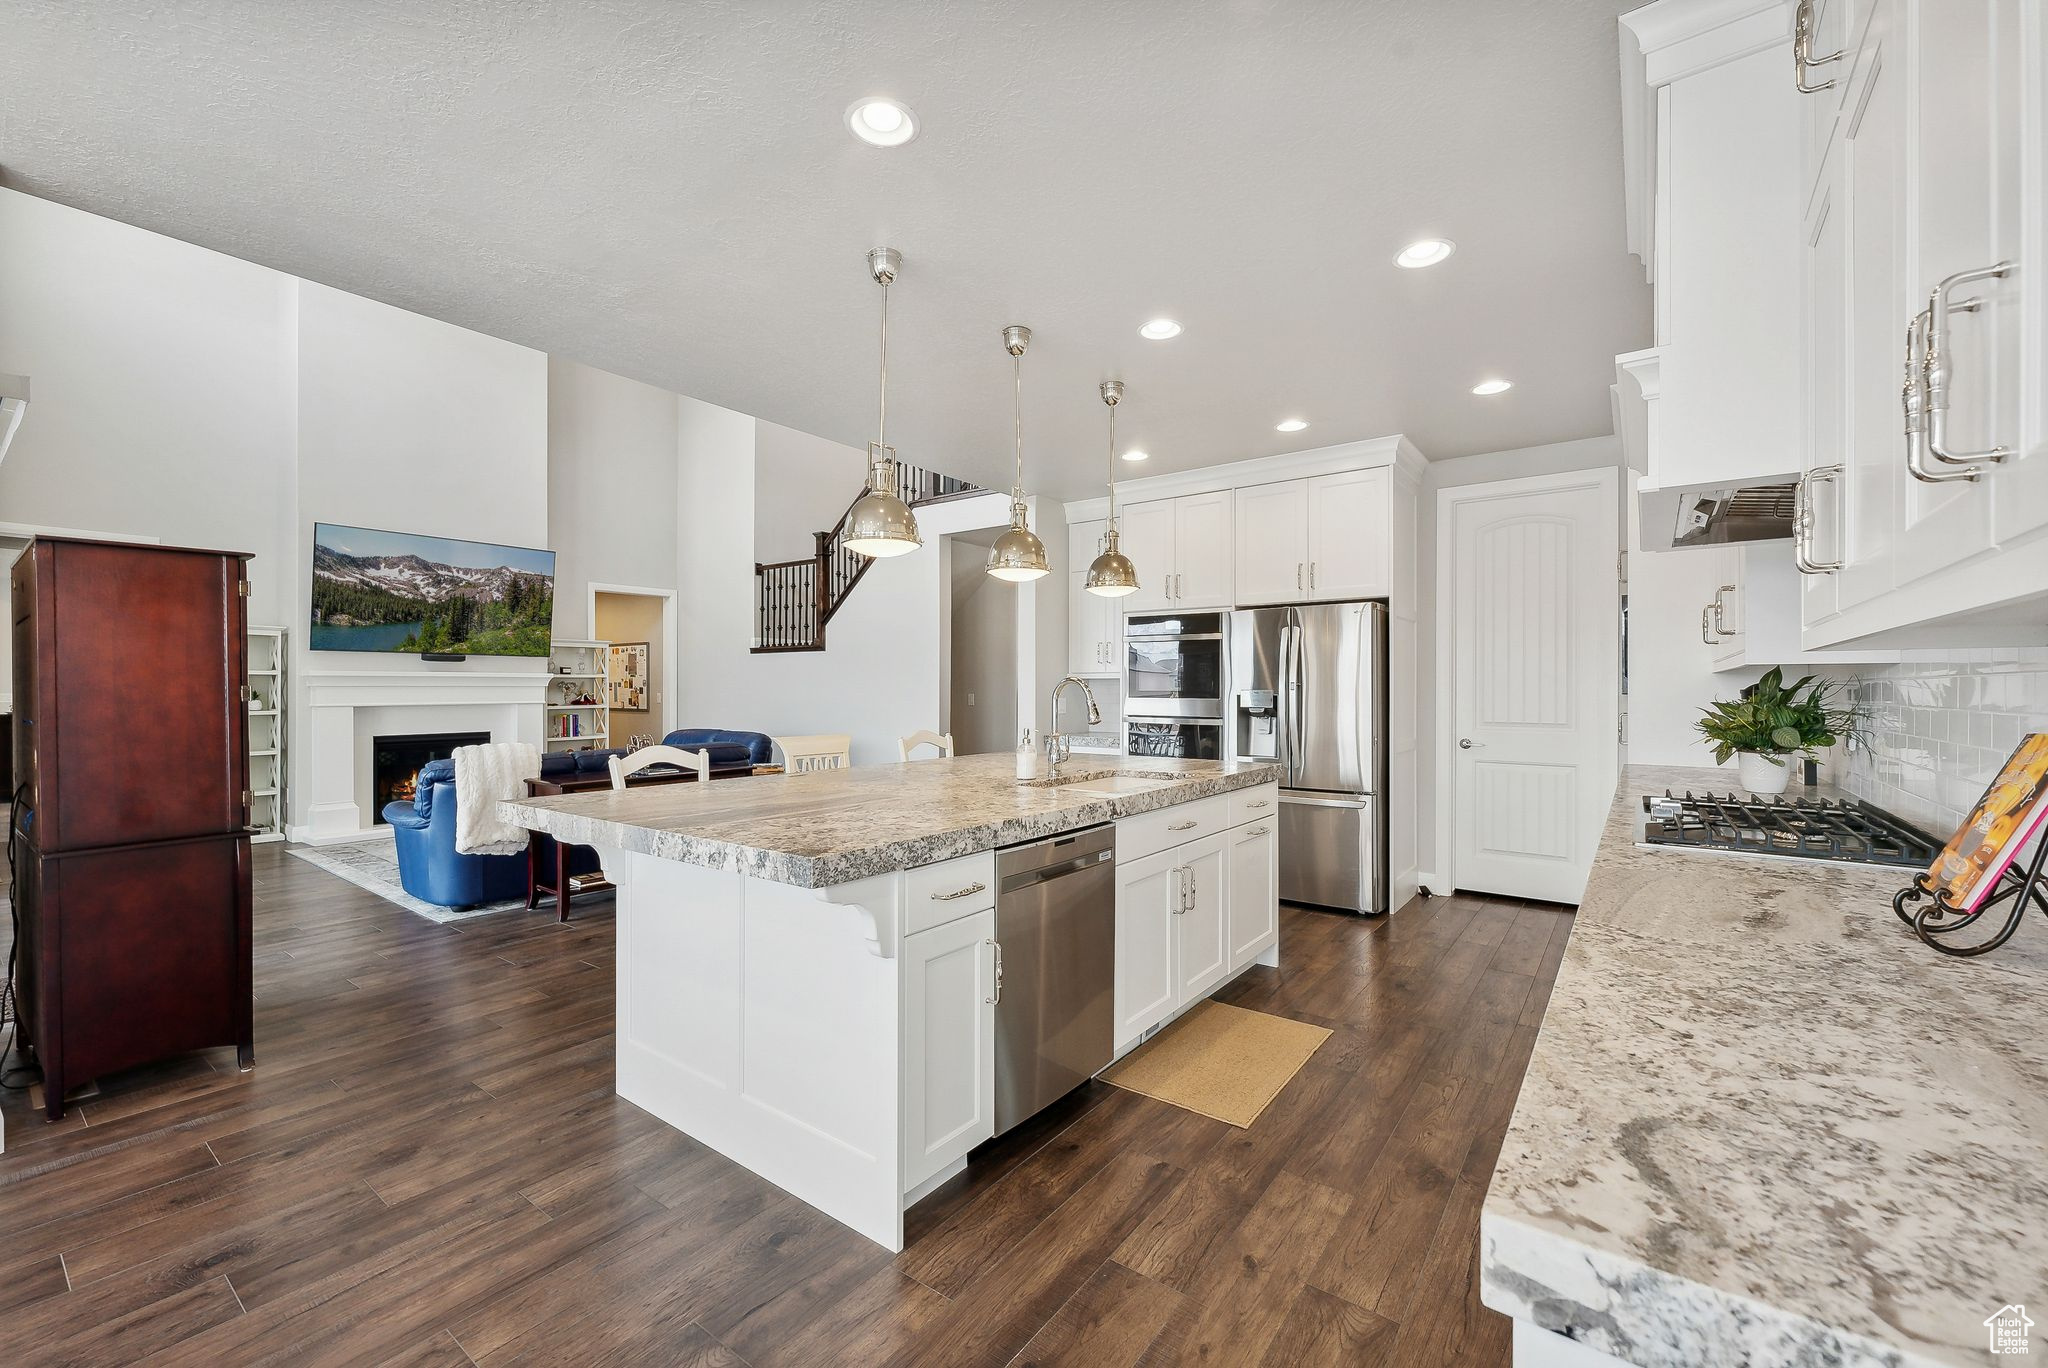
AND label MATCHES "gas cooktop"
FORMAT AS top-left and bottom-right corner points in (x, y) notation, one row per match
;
(1639, 791), (1940, 868)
